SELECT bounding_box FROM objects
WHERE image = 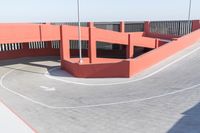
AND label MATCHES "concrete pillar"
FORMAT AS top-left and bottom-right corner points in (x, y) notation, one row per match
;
(127, 34), (134, 59)
(60, 25), (70, 61)
(155, 39), (159, 48)
(120, 21), (125, 32)
(88, 27), (96, 63)
(192, 20), (200, 31)
(144, 21), (150, 36)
